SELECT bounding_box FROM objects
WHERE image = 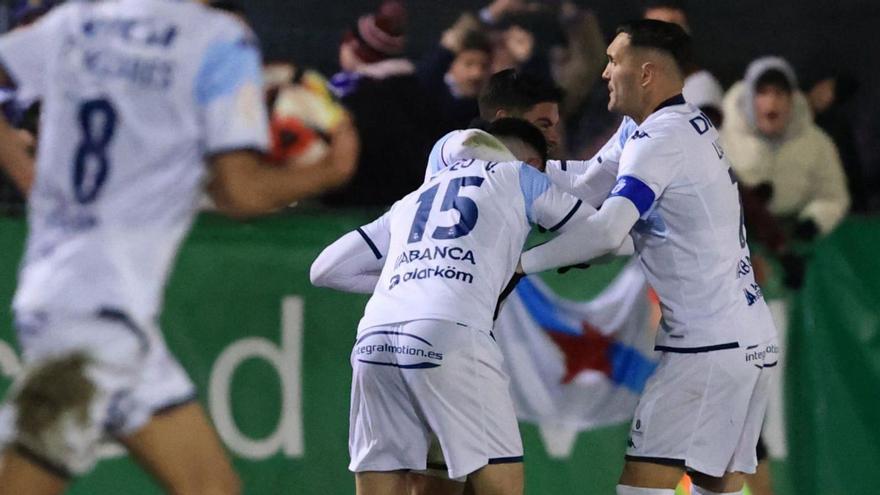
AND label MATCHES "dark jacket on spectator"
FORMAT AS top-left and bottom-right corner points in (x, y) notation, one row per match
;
(325, 59), (436, 207)
(417, 46), (480, 138)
